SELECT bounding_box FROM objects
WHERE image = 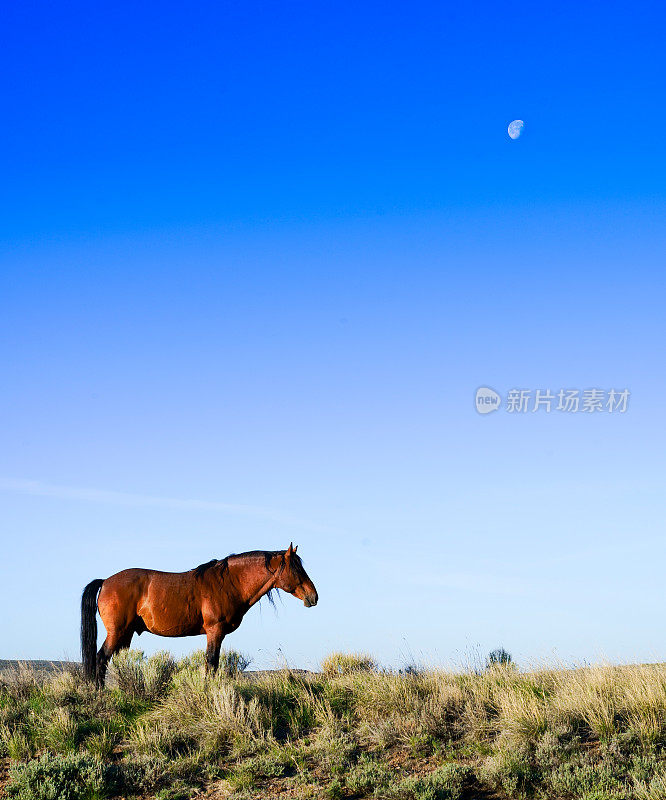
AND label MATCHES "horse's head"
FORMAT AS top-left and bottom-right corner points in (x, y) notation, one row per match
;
(276, 544), (318, 607)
